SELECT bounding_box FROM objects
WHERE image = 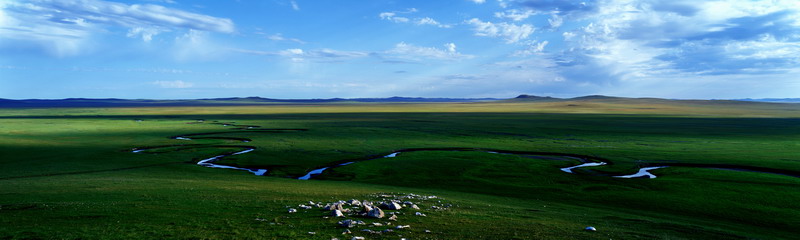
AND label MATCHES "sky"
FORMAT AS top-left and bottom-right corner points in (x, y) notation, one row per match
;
(1, 0), (799, 99)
